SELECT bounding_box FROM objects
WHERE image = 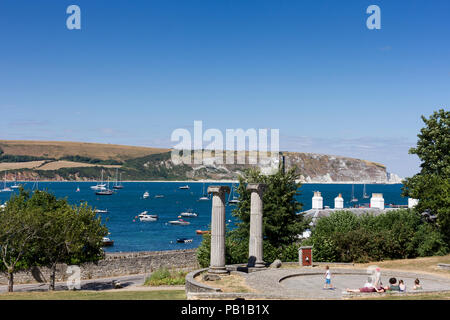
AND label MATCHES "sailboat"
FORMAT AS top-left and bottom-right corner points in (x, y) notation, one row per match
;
(11, 173), (20, 189)
(363, 184), (369, 199)
(95, 177), (114, 195)
(198, 182), (209, 201)
(91, 170), (107, 190)
(113, 169), (124, 190)
(228, 184), (240, 205)
(350, 184), (358, 203)
(1, 172), (12, 192)
(32, 178), (39, 191)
